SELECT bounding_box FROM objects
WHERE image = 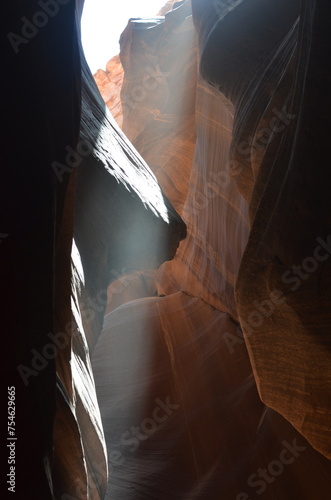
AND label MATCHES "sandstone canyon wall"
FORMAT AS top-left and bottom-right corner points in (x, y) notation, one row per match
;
(92, 0), (331, 499)
(2, 0), (331, 499)
(2, 1), (185, 499)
